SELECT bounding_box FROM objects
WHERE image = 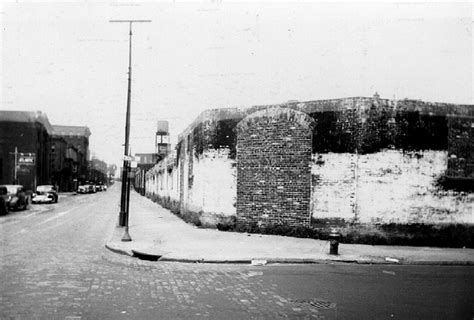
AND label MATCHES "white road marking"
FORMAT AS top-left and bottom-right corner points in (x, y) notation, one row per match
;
(0, 206), (50, 225)
(13, 204), (87, 236)
(383, 270), (396, 276)
(38, 205), (82, 226)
